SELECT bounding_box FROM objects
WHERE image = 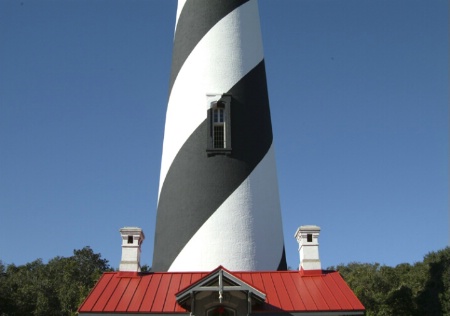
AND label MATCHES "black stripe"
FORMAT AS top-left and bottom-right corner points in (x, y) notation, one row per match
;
(168, 0), (250, 94)
(153, 61), (287, 272)
(277, 246), (287, 271)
